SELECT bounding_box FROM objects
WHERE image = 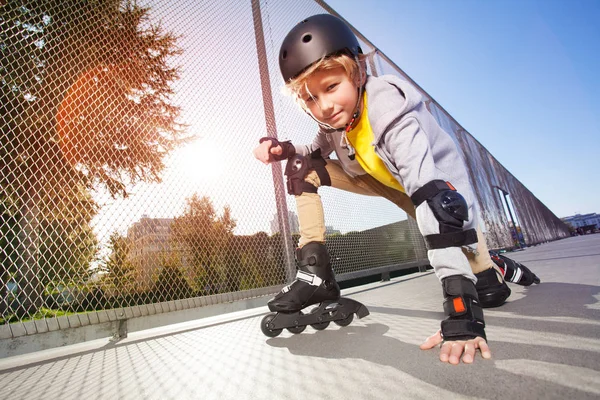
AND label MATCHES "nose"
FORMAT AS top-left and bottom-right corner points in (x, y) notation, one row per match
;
(318, 96), (334, 116)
